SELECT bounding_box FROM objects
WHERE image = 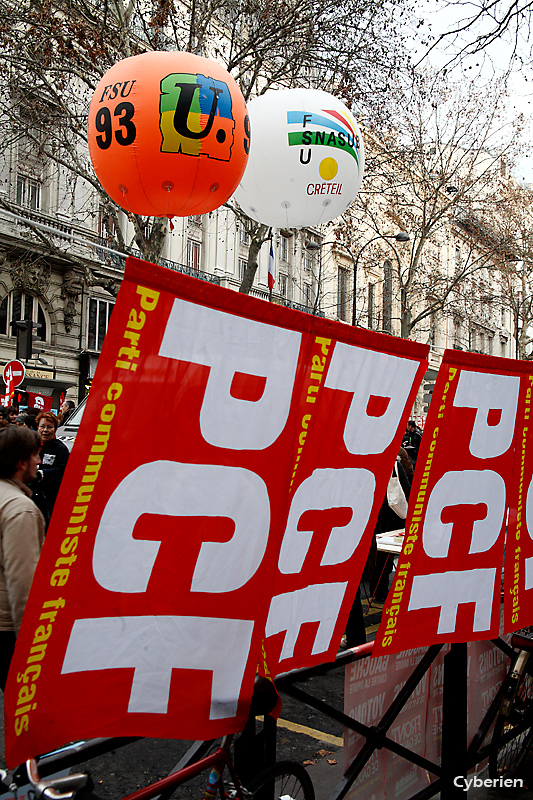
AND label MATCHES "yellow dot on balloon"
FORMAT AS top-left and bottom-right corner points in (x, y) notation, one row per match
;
(319, 157), (338, 181)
